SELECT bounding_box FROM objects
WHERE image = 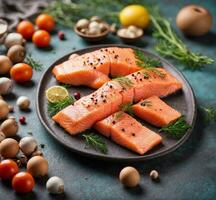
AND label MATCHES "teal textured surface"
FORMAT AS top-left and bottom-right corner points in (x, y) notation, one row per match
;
(0, 0), (216, 199)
